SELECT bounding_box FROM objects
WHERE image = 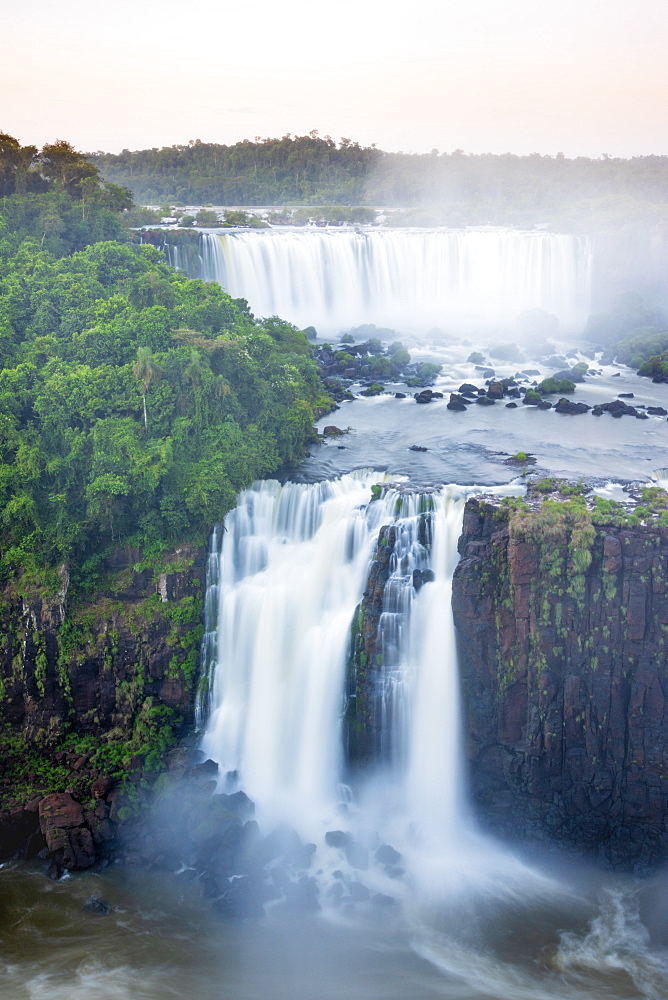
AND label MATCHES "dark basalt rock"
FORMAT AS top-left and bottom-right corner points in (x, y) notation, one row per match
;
(347, 881), (370, 901)
(453, 494), (668, 868)
(375, 843), (402, 865)
(505, 402), (518, 408)
(325, 830), (350, 848)
(552, 368), (585, 383)
(476, 395), (495, 405)
(554, 398), (590, 415)
(447, 394), (468, 411)
(409, 445), (428, 451)
(83, 897), (112, 915)
(607, 400), (637, 417)
(647, 406), (667, 416)
(458, 383), (478, 395)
